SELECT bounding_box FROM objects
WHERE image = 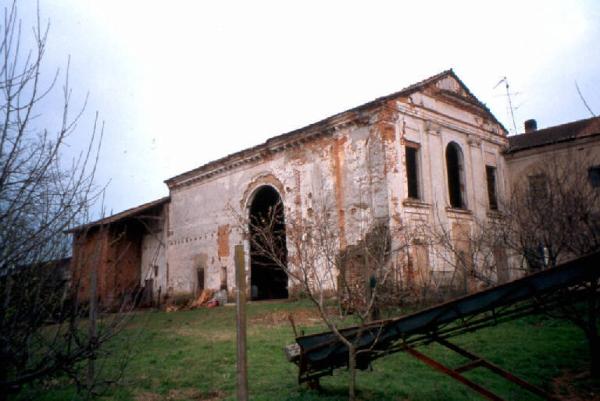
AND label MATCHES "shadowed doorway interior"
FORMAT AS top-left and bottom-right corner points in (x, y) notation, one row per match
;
(249, 186), (288, 300)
